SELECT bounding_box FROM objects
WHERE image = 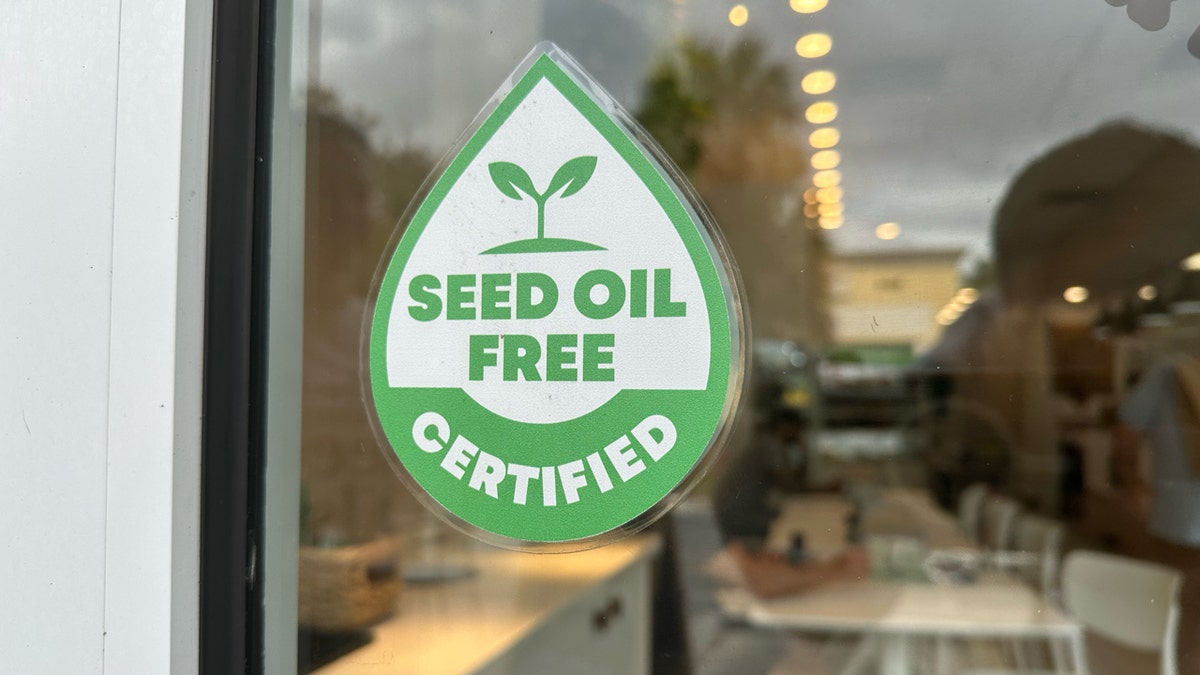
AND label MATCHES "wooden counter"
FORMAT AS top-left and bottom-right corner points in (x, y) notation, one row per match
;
(314, 535), (660, 675)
